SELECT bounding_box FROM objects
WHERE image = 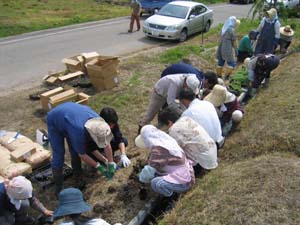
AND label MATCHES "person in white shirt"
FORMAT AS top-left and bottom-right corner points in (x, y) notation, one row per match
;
(179, 88), (224, 149)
